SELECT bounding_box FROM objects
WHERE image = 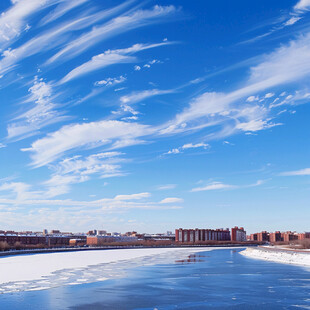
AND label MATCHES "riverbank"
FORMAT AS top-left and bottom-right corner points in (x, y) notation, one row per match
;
(240, 246), (310, 267)
(0, 242), (258, 257)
